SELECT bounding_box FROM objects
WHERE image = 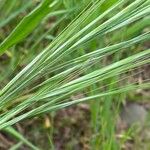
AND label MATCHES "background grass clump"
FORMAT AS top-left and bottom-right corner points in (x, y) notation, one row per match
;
(0, 0), (150, 149)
